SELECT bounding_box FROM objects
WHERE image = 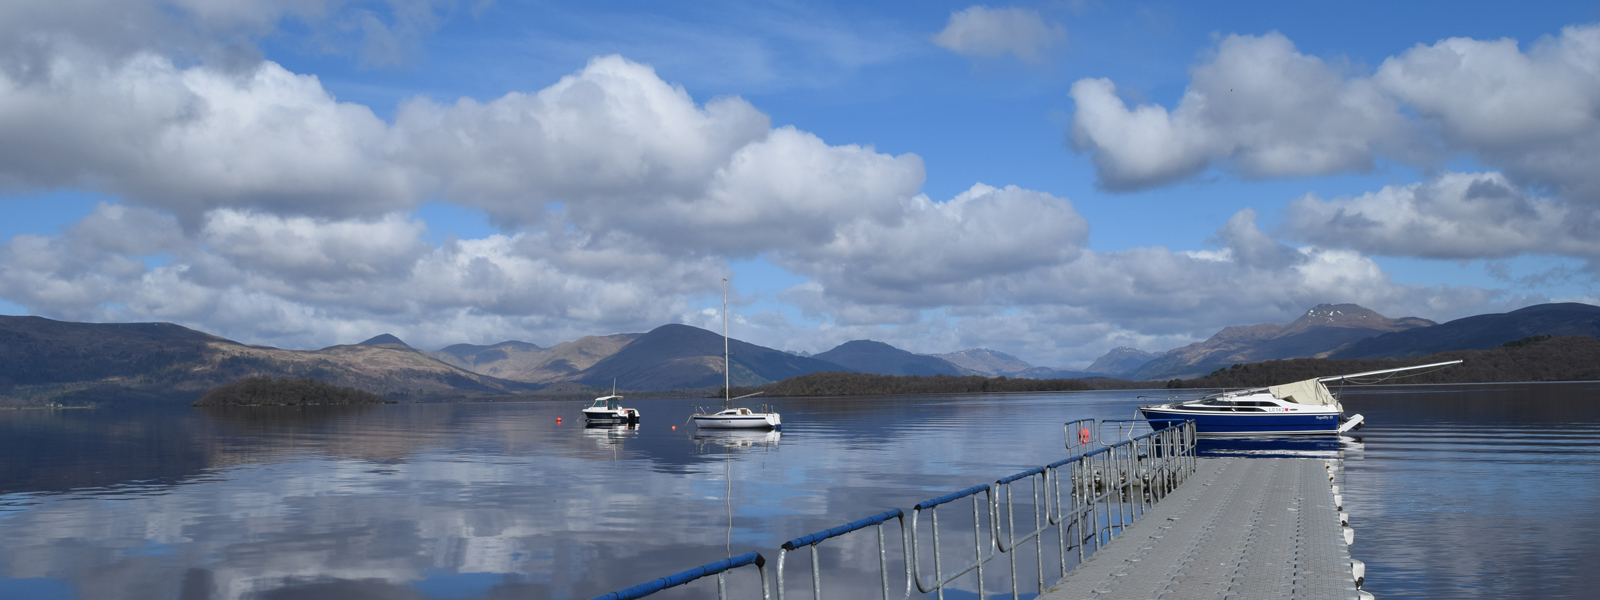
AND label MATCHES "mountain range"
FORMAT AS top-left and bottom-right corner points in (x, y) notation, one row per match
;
(426, 334), (641, 382)
(1127, 304), (1435, 380)
(1329, 303), (1600, 359)
(5, 301), (1598, 405)
(814, 340), (965, 376)
(0, 317), (536, 406)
